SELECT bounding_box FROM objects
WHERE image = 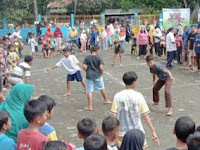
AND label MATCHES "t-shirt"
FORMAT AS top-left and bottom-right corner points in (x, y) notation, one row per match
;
(167, 147), (187, 150)
(56, 55), (80, 75)
(0, 134), (16, 150)
(39, 123), (57, 141)
(83, 55), (104, 80)
(11, 62), (31, 79)
(188, 32), (197, 50)
(111, 89), (150, 137)
(108, 144), (119, 150)
(17, 129), (48, 150)
(8, 52), (19, 68)
(50, 39), (56, 48)
(76, 147), (84, 150)
(150, 63), (169, 81)
(176, 35), (183, 48)
(195, 34), (200, 53)
(166, 32), (176, 52)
